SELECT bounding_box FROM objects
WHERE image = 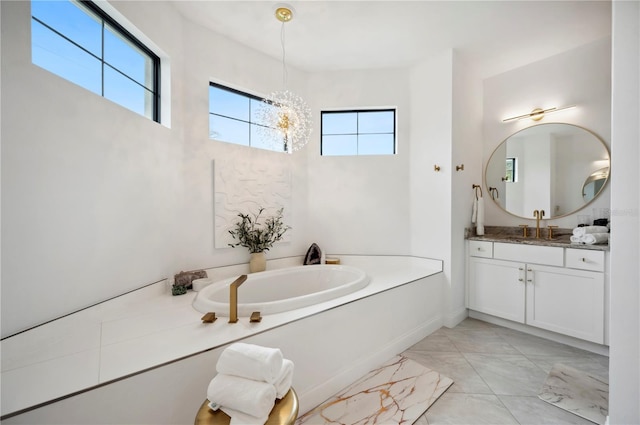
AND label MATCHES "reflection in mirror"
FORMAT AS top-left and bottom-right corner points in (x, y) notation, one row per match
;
(485, 123), (610, 219)
(583, 167), (609, 202)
